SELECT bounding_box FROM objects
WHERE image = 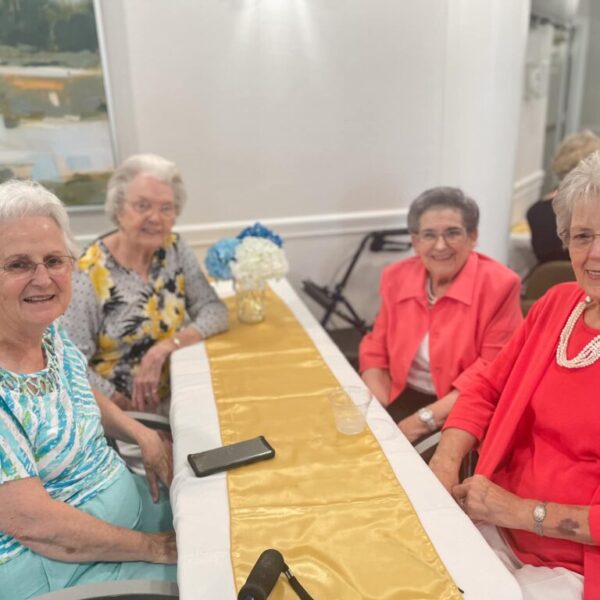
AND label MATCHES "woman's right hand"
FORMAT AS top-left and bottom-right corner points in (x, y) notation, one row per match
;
(137, 427), (173, 502)
(147, 531), (177, 564)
